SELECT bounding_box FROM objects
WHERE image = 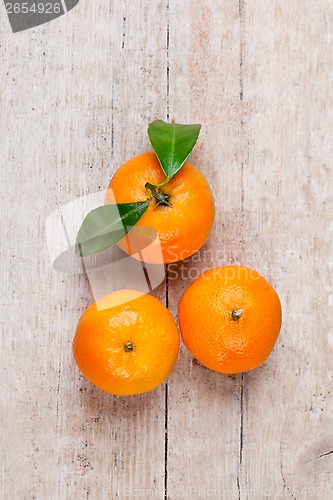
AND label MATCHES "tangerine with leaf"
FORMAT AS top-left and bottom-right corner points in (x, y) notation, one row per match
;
(77, 121), (215, 264)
